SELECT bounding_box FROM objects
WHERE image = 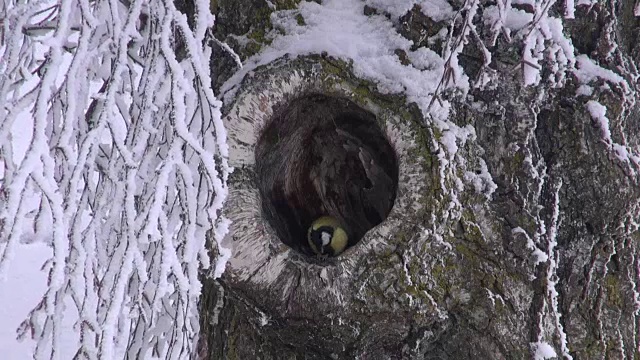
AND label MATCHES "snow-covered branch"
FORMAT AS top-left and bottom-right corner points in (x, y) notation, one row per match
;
(0, 0), (229, 358)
